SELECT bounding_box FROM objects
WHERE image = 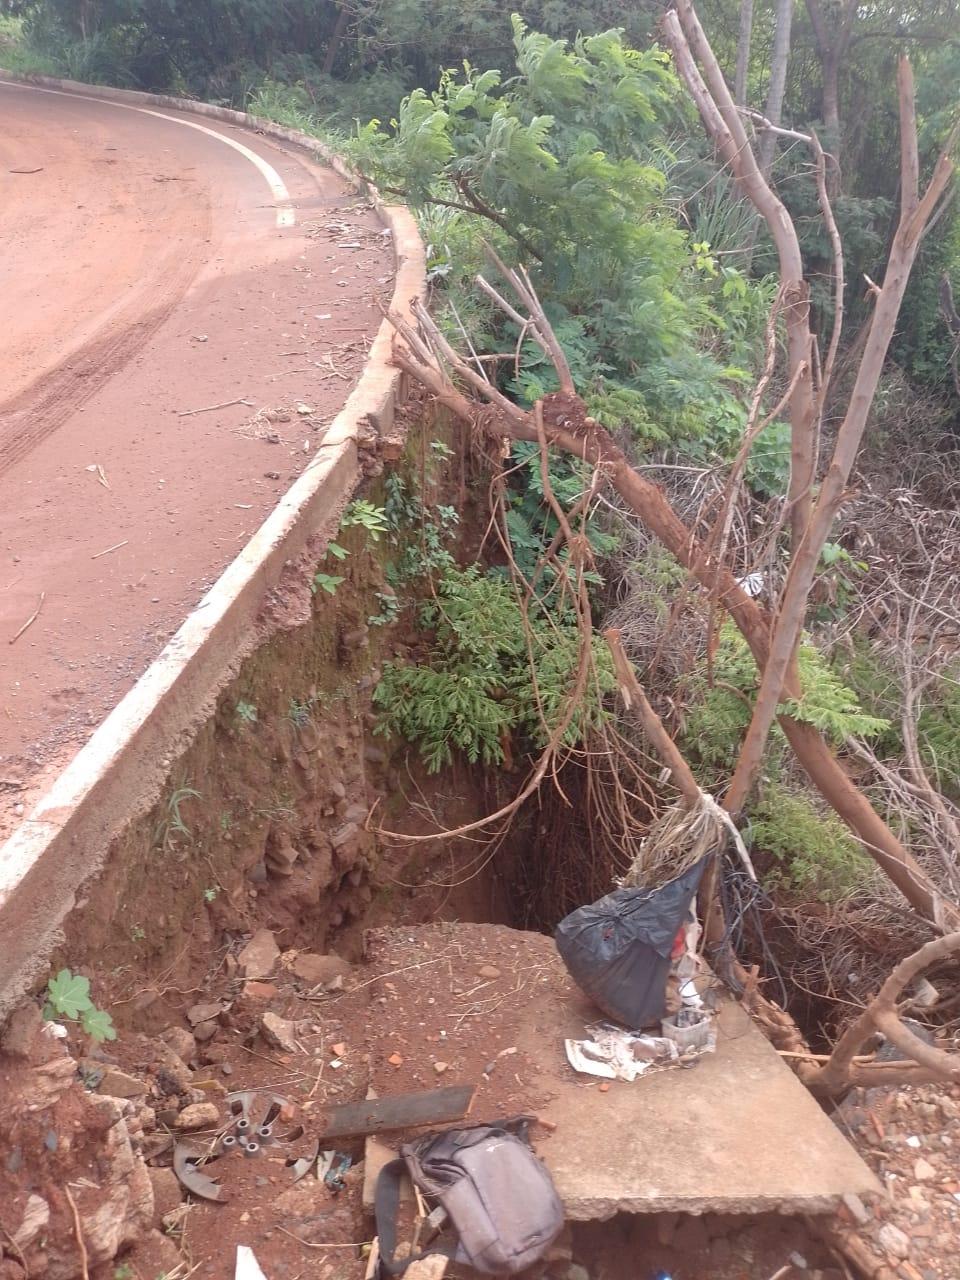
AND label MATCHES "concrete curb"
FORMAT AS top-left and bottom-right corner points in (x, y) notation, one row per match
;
(0, 70), (425, 1018)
